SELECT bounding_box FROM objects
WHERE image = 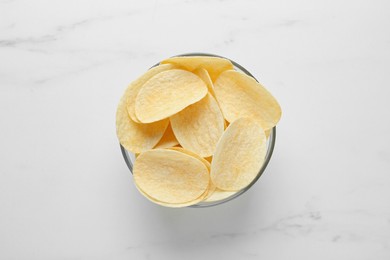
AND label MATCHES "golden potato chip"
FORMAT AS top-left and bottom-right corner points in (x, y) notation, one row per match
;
(116, 95), (169, 153)
(214, 70), (281, 130)
(210, 117), (267, 191)
(167, 147), (216, 200)
(193, 68), (216, 97)
(154, 123), (179, 149)
(133, 149), (209, 203)
(126, 64), (176, 123)
(135, 182), (209, 208)
(161, 56), (234, 81)
(203, 188), (237, 202)
(170, 94), (224, 157)
(135, 69), (207, 123)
